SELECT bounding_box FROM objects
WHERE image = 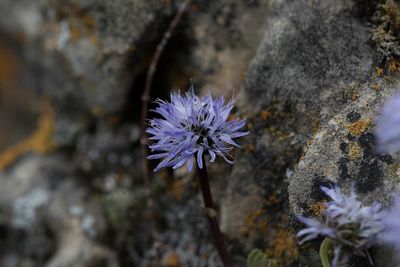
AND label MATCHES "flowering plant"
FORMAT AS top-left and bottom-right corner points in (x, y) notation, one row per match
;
(297, 185), (385, 267)
(146, 87), (248, 267)
(147, 89), (248, 171)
